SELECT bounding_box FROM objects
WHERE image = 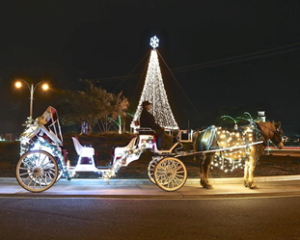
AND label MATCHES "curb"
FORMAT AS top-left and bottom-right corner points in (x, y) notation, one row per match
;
(1, 176), (300, 199)
(1, 175), (300, 185)
(2, 192), (300, 200)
